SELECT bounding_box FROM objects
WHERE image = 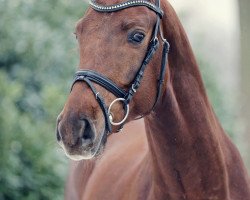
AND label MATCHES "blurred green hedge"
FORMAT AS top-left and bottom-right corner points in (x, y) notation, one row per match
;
(0, 0), (237, 199)
(0, 0), (87, 199)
